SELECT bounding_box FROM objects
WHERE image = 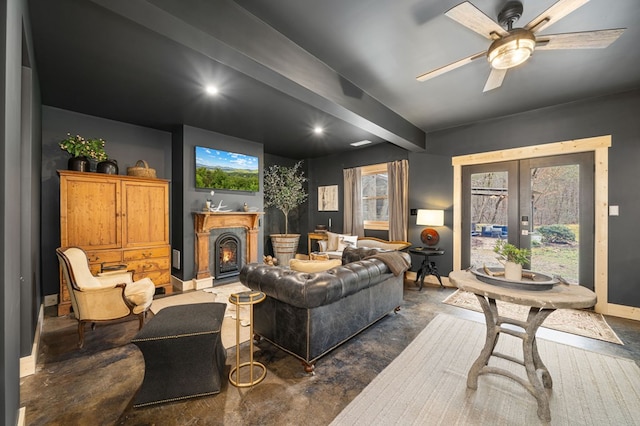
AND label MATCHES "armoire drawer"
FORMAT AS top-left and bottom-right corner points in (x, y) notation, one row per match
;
(133, 269), (171, 285)
(85, 250), (123, 264)
(123, 246), (170, 261)
(126, 257), (170, 274)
